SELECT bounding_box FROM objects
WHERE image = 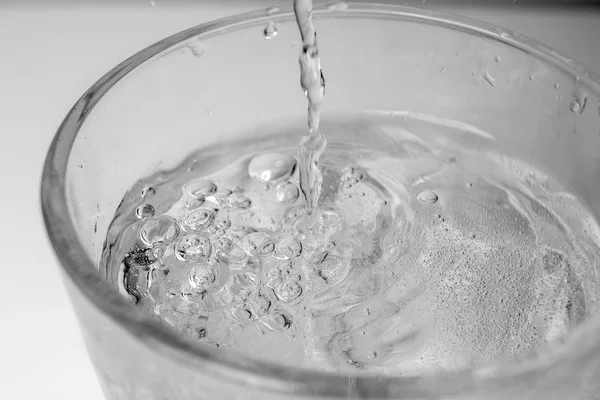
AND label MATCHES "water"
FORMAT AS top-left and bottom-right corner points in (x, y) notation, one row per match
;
(101, 112), (600, 374)
(294, 0), (327, 212)
(100, 0), (600, 376)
